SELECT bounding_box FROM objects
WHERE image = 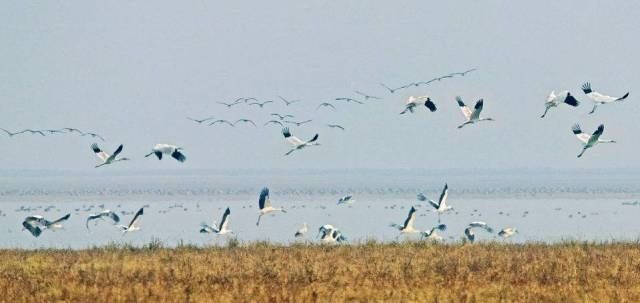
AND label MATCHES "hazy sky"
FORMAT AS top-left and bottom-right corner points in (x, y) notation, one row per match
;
(1, 1), (639, 171)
